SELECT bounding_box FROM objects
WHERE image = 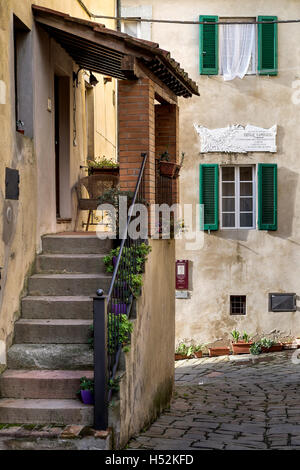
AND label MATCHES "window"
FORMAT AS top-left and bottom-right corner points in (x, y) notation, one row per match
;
(230, 295), (246, 315)
(121, 6), (152, 41)
(221, 166), (255, 229)
(199, 163), (277, 231)
(220, 19), (256, 80)
(269, 293), (296, 312)
(199, 15), (278, 78)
